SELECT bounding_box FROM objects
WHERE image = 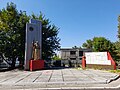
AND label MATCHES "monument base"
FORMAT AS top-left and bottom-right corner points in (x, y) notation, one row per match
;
(86, 64), (115, 70)
(29, 60), (44, 71)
